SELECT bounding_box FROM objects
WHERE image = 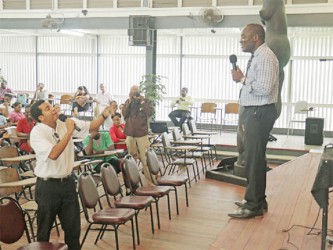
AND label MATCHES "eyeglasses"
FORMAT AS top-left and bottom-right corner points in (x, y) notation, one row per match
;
(53, 132), (60, 143)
